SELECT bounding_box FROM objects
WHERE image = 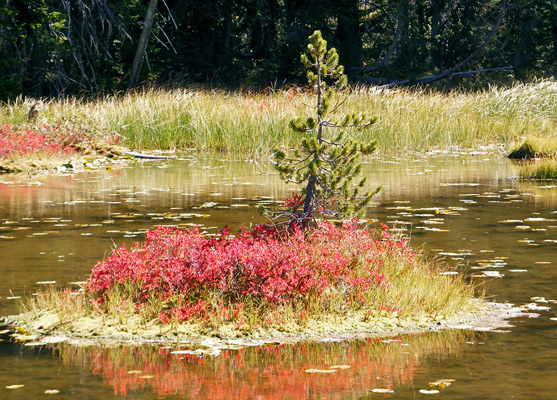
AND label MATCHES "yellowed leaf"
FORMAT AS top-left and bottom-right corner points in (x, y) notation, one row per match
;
(6, 385), (25, 389)
(305, 369), (336, 374)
